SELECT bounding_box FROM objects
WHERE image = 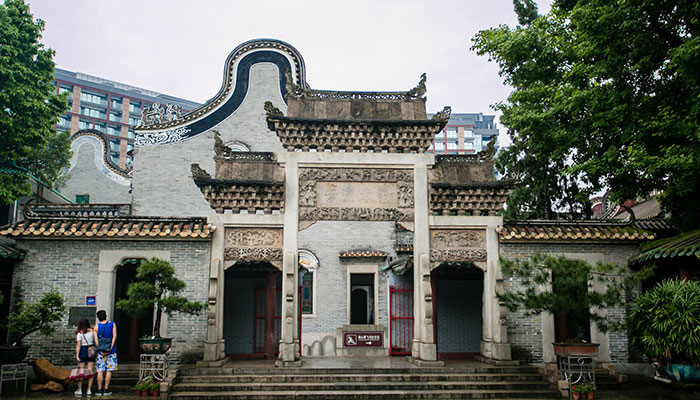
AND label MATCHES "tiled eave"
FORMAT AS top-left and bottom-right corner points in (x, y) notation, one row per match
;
(339, 250), (388, 258)
(0, 216), (212, 240)
(0, 237), (25, 260)
(267, 116), (446, 153)
(500, 220), (655, 242)
(631, 229), (700, 265)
